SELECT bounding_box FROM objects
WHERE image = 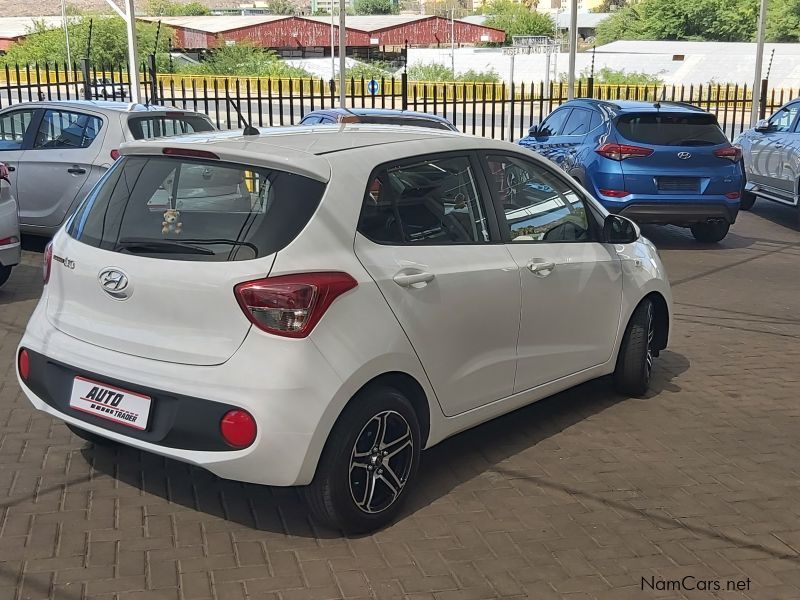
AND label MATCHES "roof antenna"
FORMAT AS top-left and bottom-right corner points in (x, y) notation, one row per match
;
(225, 90), (259, 136)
